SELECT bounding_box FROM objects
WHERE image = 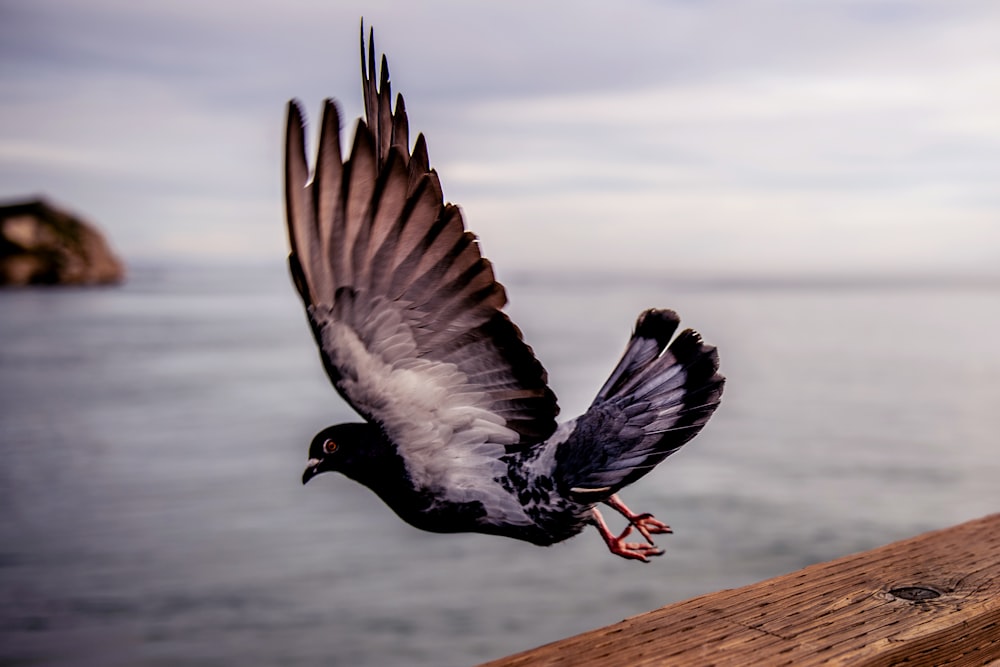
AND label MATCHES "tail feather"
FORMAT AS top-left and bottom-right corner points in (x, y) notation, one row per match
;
(556, 309), (724, 499)
(594, 309), (679, 403)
